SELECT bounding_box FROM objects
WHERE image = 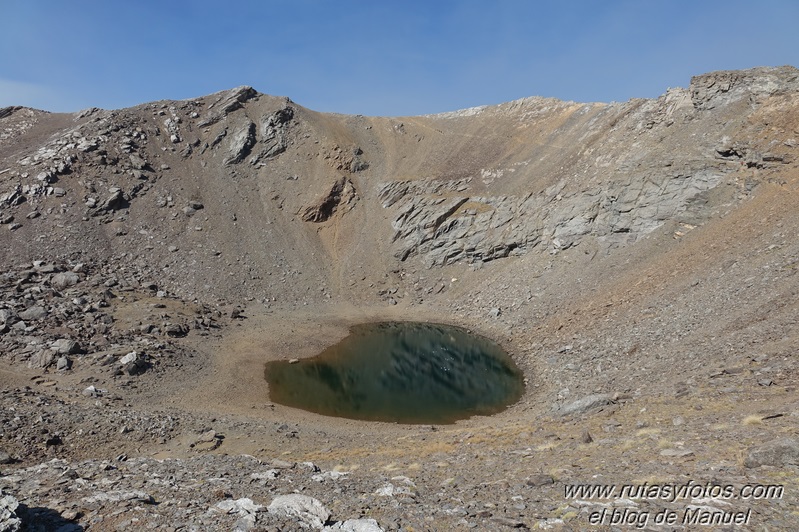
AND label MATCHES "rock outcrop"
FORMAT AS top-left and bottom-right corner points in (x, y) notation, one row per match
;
(302, 176), (358, 222)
